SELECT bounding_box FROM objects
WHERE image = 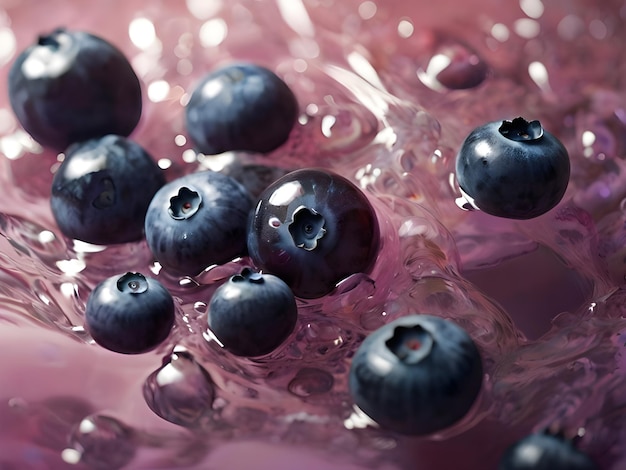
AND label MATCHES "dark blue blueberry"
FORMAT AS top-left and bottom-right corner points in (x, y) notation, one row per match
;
(208, 268), (298, 357)
(455, 117), (570, 219)
(222, 163), (291, 199)
(8, 28), (142, 151)
(185, 63), (298, 155)
(348, 314), (483, 436)
(247, 168), (380, 299)
(499, 432), (598, 470)
(50, 135), (165, 245)
(144, 170), (253, 275)
(85, 272), (175, 354)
